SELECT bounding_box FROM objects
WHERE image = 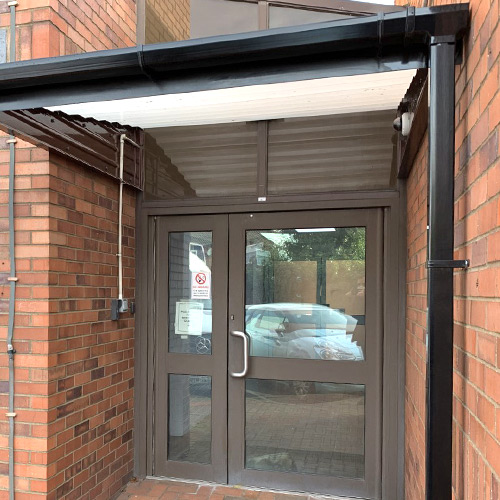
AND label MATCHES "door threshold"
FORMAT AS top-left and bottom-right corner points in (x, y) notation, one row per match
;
(129, 476), (361, 500)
